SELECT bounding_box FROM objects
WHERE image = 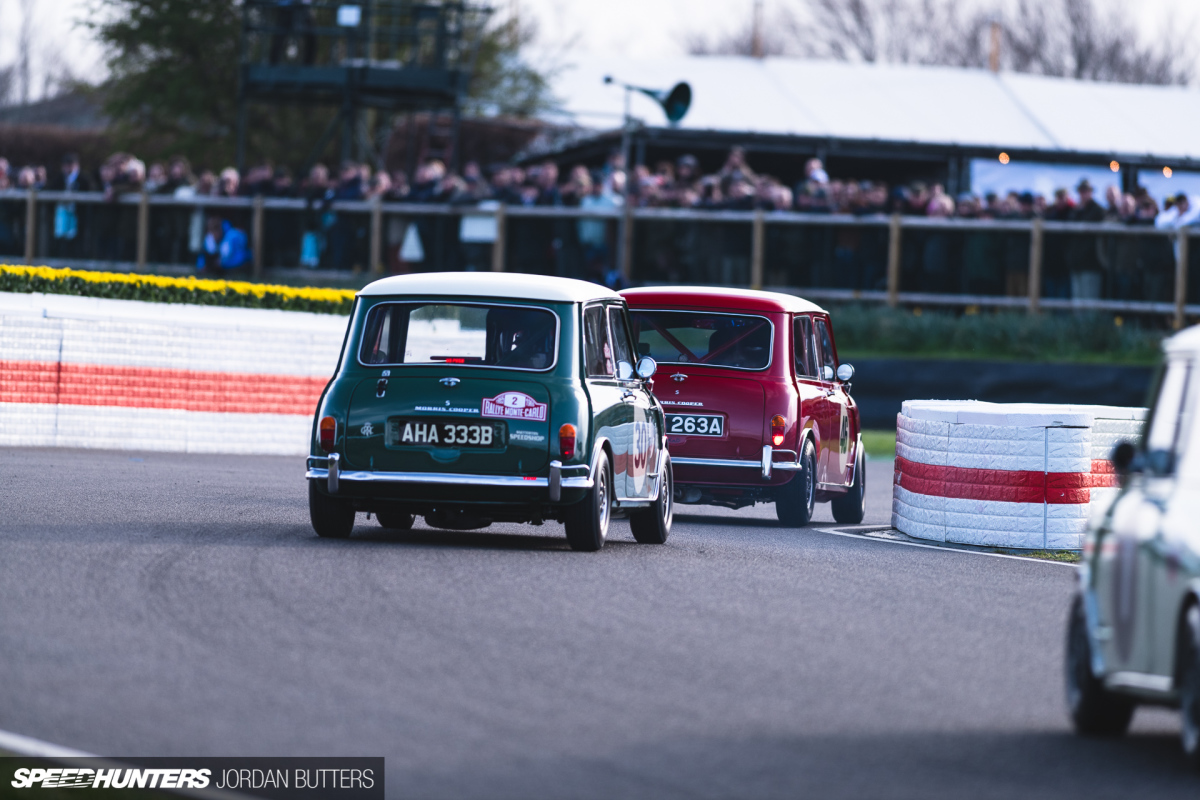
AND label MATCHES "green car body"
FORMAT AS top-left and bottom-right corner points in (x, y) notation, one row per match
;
(1068, 325), (1200, 766)
(305, 273), (674, 550)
